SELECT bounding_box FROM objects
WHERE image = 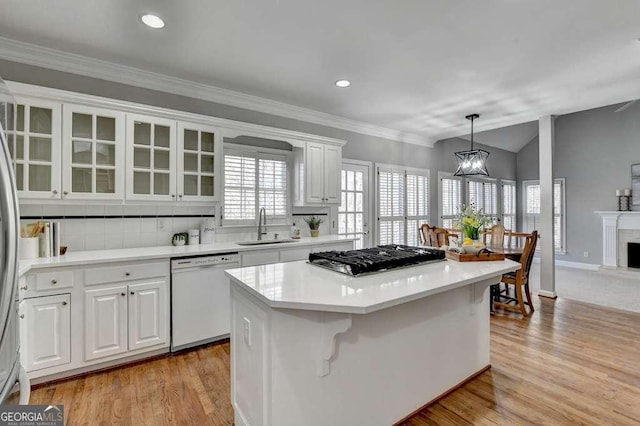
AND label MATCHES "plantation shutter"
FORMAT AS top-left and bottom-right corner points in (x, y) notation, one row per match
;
(440, 177), (461, 229)
(406, 172), (429, 246)
(501, 181), (516, 230)
(224, 150), (257, 224)
(378, 168), (405, 245)
(258, 154), (288, 222)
